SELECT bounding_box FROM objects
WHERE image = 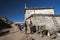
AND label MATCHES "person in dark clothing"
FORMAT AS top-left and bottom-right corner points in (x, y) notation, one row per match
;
(30, 26), (33, 34)
(32, 25), (36, 33)
(25, 21), (27, 34)
(37, 26), (40, 34)
(30, 25), (36, 34)
(41, 30), (48, 37)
